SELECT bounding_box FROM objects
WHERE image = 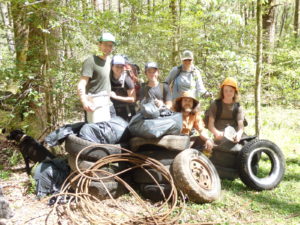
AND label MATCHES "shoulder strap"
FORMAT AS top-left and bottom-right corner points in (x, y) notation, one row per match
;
(173, 65), (182, 82)
(233, 102), (240, 124)
(215, 99), (222, 121)
(159, 83), (164, 101)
